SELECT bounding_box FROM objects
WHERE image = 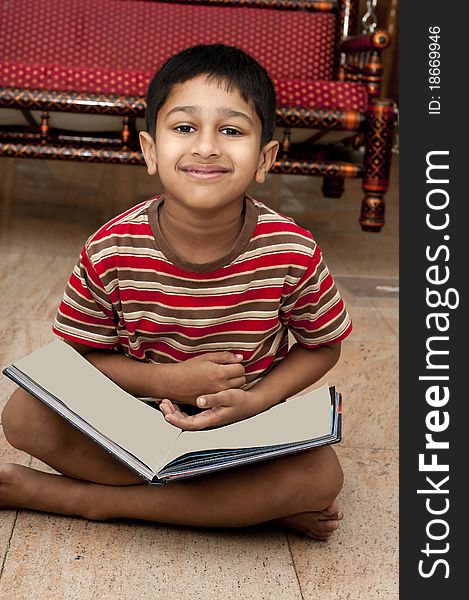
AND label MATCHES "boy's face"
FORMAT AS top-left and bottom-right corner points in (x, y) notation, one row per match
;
(140, 75), (278, 212)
